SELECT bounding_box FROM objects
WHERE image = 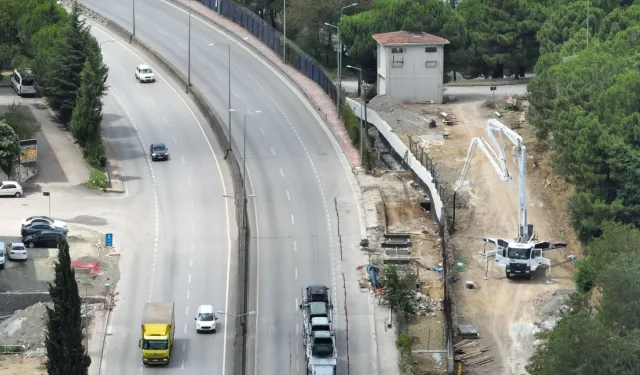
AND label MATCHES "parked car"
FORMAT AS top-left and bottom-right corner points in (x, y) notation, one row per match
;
(150, 143), (169, 161)
(194, 305), (219, 333)
(0, 241), (5, 269)
(0, 181), (23, 198)
(10, 68), (37, 97)
(21, 216), (68, 230)
(6, 242), (27, 260)
(135, 64), (155, 83)
(21, 221), (68, 237)
(22, 231), (66, 248)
